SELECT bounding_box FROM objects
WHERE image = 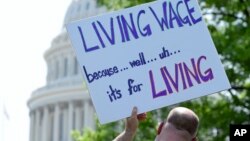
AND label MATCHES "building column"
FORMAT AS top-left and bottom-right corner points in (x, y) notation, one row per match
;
(53, 104), (60, 141)
(35, 109), (41, 141)
(48, 112), (53, 141)
(42, 107), (49, 141)
(29, 111), (35, 141)
(89, 106), (95, 130)
(63, 108), (68, 141)
(68, 102), (74, 141)
(75, 107), (82, 131)
(83, 100), (90, 128)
